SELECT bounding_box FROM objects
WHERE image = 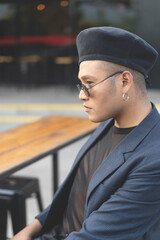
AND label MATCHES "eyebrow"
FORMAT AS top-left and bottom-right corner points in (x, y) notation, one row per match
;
(78, 74), (97, 81)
